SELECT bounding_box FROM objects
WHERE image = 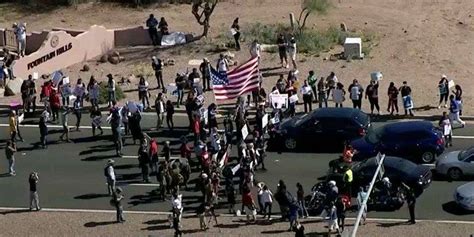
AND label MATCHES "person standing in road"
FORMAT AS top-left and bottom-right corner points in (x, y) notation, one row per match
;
(357, 186), (368, 225)
(73, 99), (81, 131)
(138, 76), (150, 110)
(90, 105), (104, 137)
(39, 111), (48, 149)
(110, 104), (123, 157)
(59, 106), (72, 143)
(317, 77), (328, 108)
(438, 75), (449, 109)
(29, 172), (40, 211)
(406, 187), (416, 224)
(261, 185), (273, 220)
(449, 94), (465, 128)
(199, 58), (211, 91)
(105, 159), (116, 196)
(107, 74), (116, 107)
(5, 141), (16, 176)
(152, 56), (165, 90)
(342, 165), (353, 196)
(50, 89), (61, 122)
(400, 81), (414, 116)
(365, 80), (380, 115)
(171, 191), (183, 236)
(439, 111), (452, 147)
(231, 18), (241, 51)
(149, 139), (159, 173)
(296, 183), (308, 219)
(349, 79), (363, 109)
(300, 80), (313, 113)
(9, 111), (19, 142)
(326, 201), (340, 235)
(155, 93), (166, 130)
(452, 84), (463, 116)
(138, 141), (150, 183)
(166, 100), (175, 131)
(387, 82), (399, 115)
(335, 196), (347, 232)
(112, 187), (125, 223)
(146, 14), (159, 46)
